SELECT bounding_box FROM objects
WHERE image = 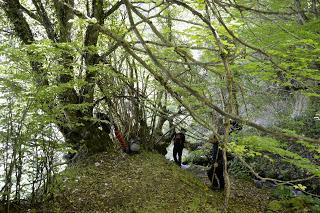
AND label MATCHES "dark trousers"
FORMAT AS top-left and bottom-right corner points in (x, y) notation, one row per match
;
(173, 144), (183, 167)
(207, 164), (225, 189)
(208, 144), (225, 189)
